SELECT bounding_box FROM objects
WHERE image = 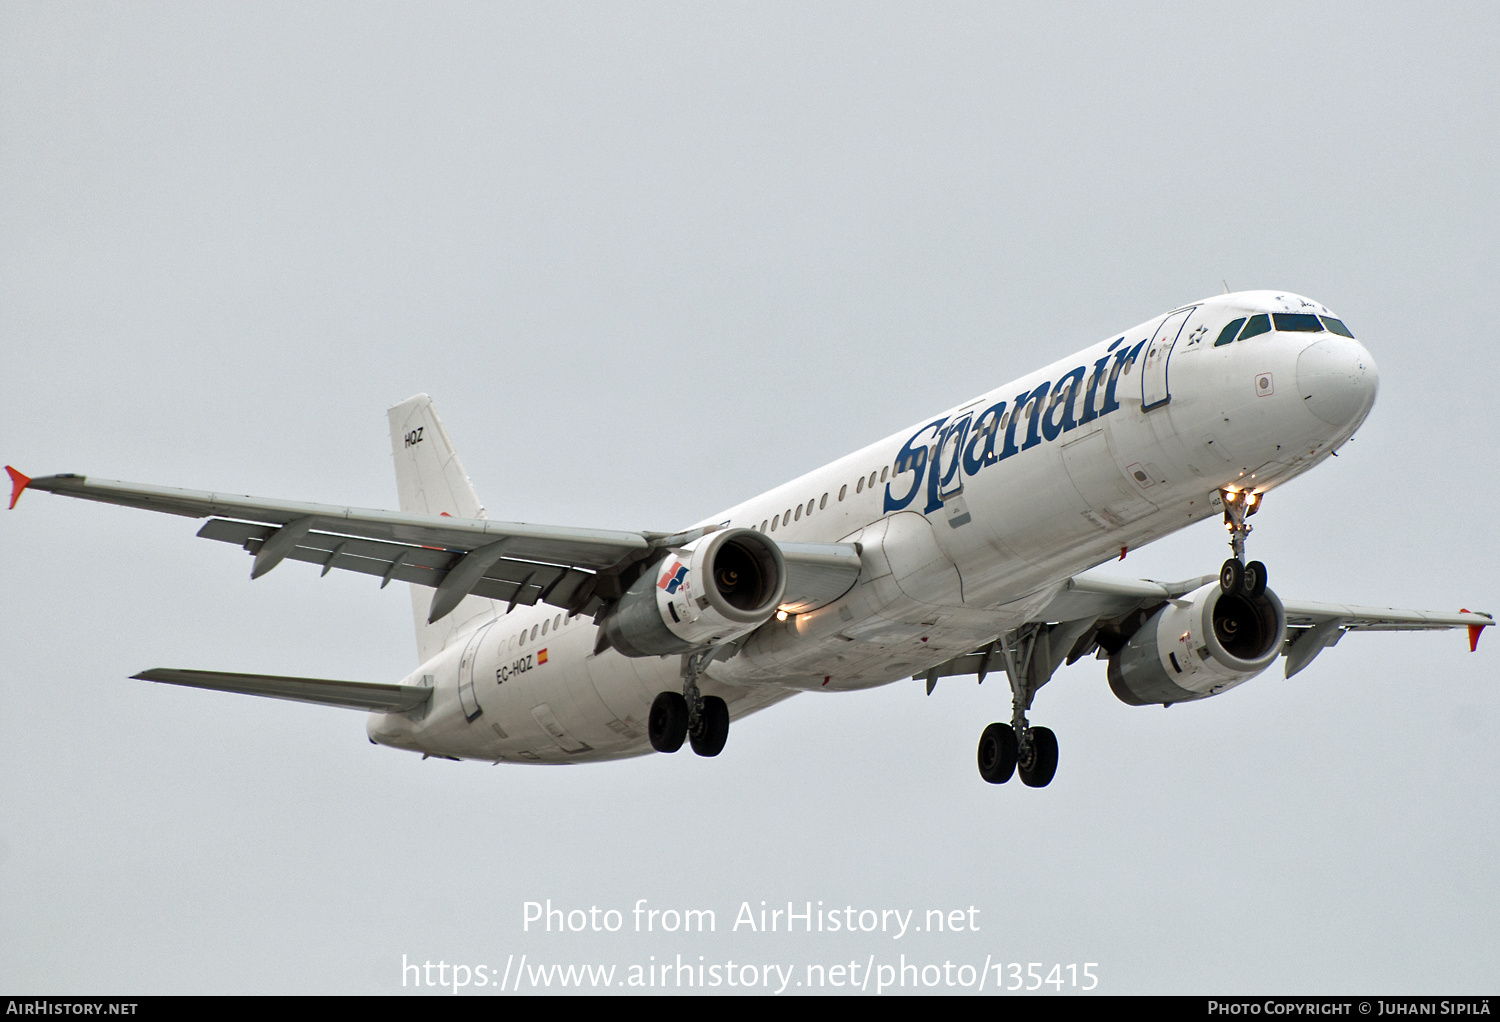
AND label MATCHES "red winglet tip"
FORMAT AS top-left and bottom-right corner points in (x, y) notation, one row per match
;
(1460, 610), (1484, 653)
(1461, 611), (1483, 653)
(5, 466), (31, 510)
(1118, 546), (1128, 561)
